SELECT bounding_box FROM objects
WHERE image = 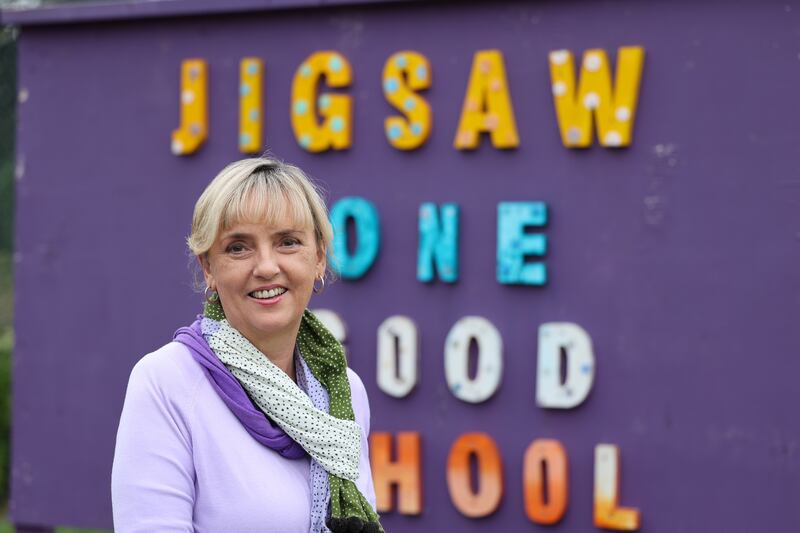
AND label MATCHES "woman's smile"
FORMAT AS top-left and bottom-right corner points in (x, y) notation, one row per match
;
(249, 286), (287, 300)
(248, 285), (288, 306)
